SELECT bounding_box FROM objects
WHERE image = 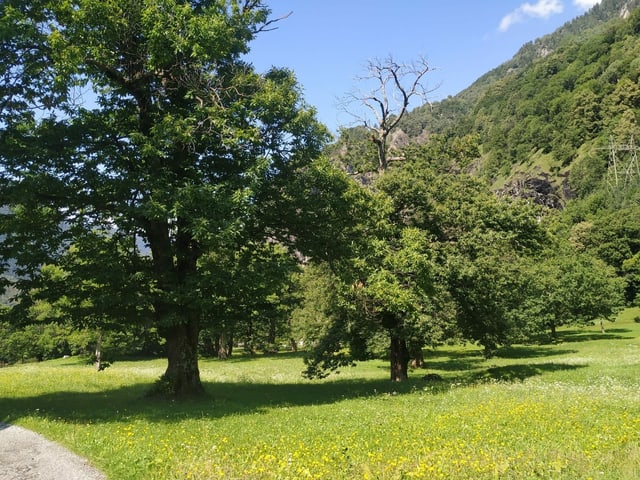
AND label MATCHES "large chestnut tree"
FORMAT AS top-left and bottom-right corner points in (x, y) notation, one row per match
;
(0, 0), (345, 396)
